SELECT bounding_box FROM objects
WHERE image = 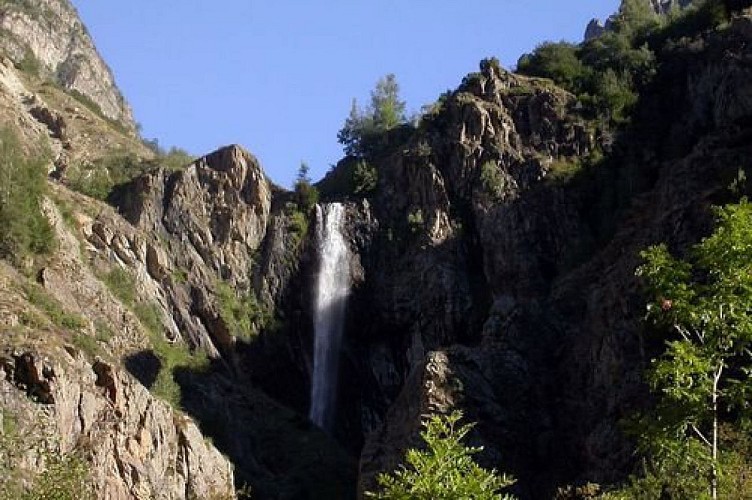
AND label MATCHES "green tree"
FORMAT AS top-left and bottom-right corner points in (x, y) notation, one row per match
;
(634, 200), (752, 500)
(294, 161), (319, 211)
(370, 73), (405, 132)
(0, 128), (54, 262)
(366, 411), (515, 500)
(516, 41), (589, 92)
(337, 74), (407, 158)
(612, 0), (660, 40)
(353, 159), (377, 195)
